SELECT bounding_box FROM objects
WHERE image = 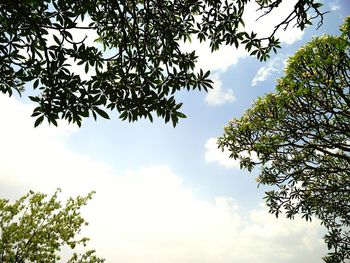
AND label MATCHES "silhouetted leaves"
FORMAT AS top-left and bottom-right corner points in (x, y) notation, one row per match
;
(0, 0), (325, 127)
